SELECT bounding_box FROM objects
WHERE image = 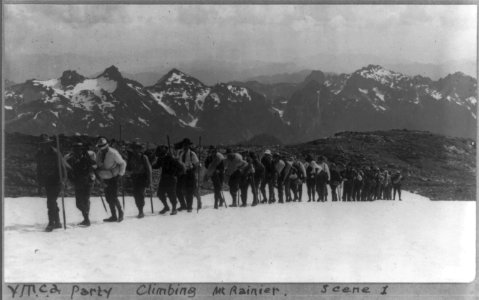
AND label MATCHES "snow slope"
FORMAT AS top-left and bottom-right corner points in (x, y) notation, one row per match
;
(4, 187), (475, 282)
